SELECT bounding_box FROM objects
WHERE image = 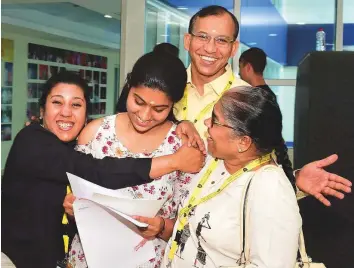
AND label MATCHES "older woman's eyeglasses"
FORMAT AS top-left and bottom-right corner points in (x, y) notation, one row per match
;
(211, 111), (237, 130)
(191, 32), (235, 47)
